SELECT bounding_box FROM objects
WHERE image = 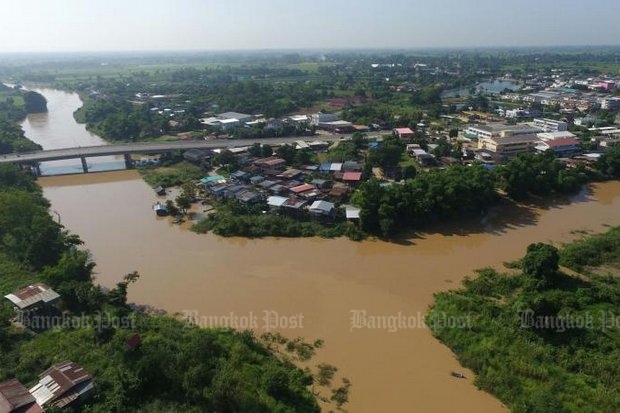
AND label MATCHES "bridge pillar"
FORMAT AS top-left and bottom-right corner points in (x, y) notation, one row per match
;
(124, 153), (134, 169)
(31, 163), (41, 177)
(80, 157), (89, 173)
